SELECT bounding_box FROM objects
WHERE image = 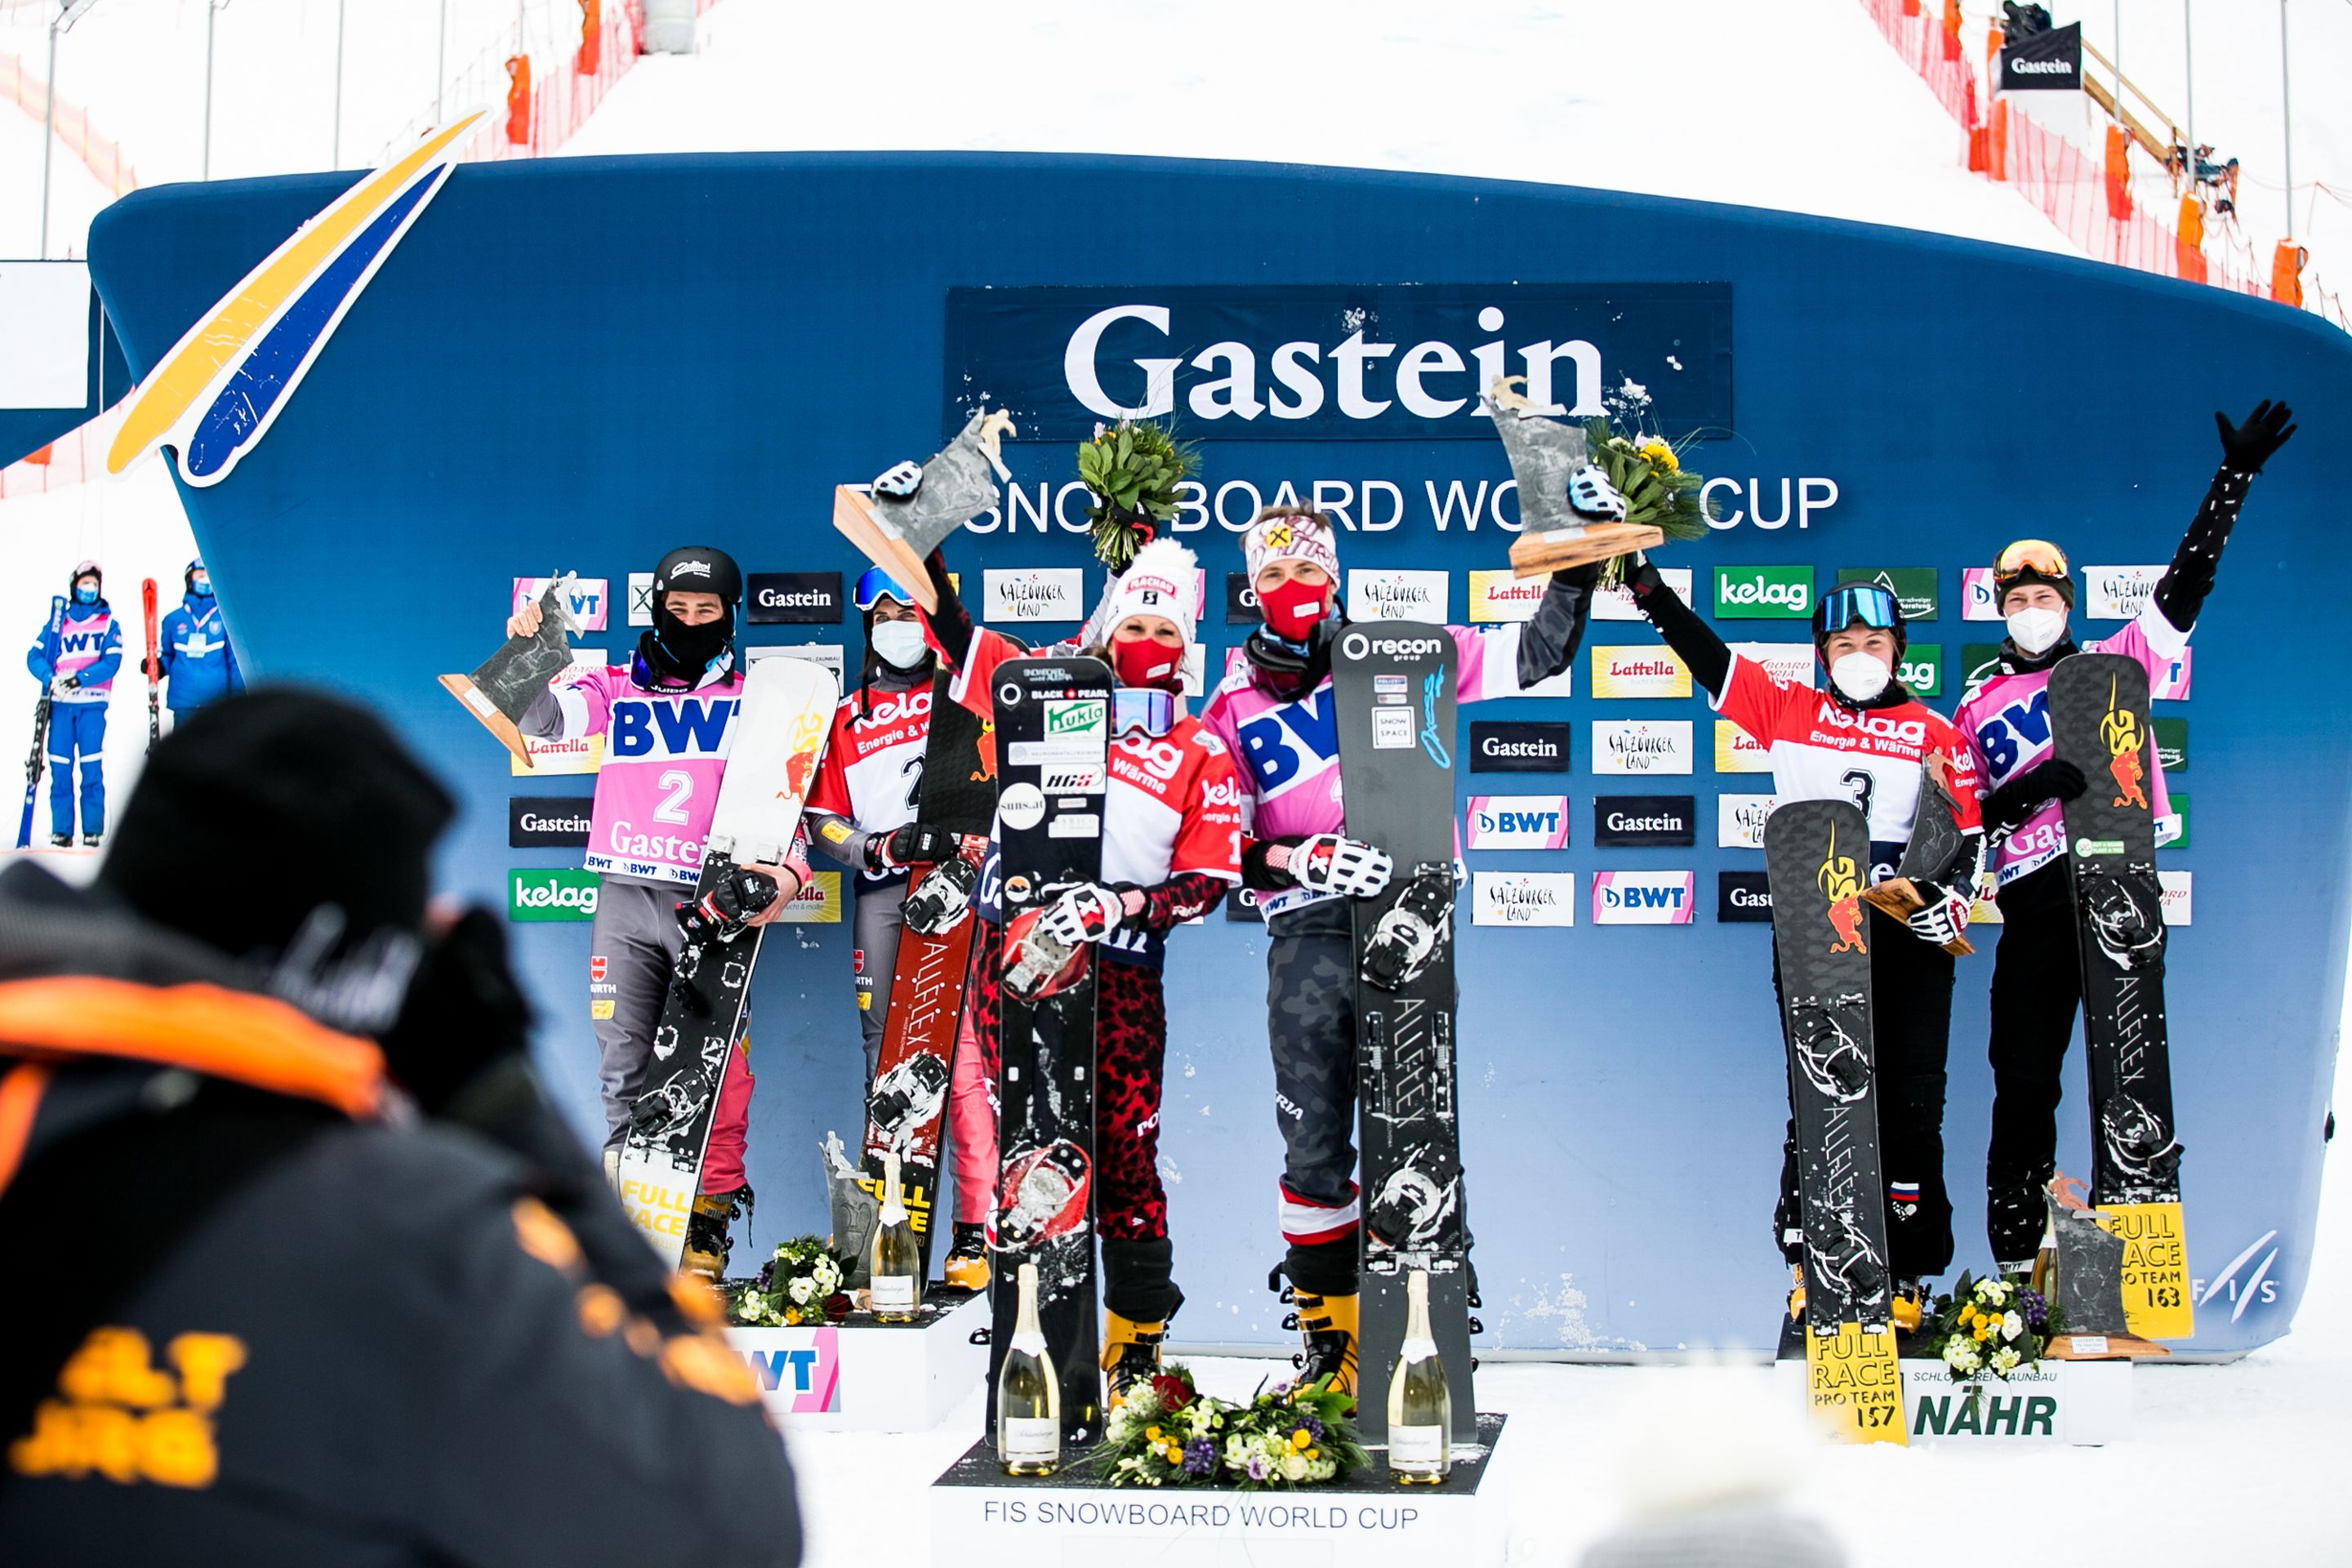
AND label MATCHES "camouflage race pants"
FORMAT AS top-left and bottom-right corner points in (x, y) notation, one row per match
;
(1263, 901), (1362, 1296)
